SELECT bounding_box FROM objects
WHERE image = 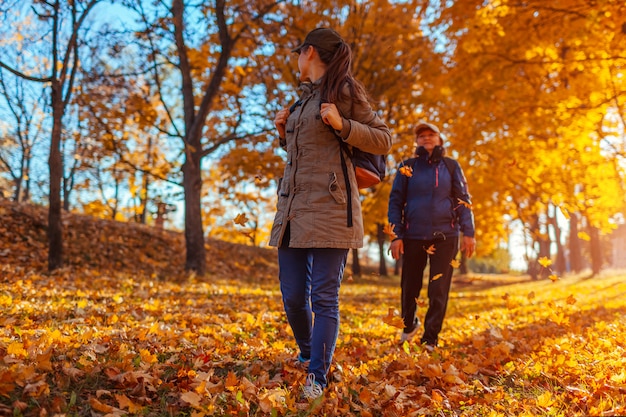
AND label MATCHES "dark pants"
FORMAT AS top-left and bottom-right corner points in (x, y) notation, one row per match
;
(401, 236), (459, 346)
